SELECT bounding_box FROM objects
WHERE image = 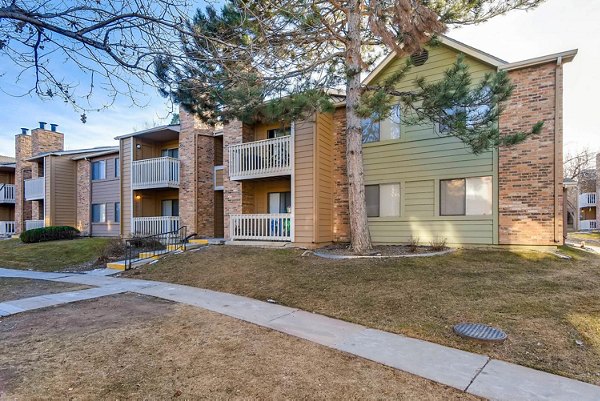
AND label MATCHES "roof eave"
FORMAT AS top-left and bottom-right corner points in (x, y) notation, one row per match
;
(114, 124), (181, 141)
(499, 49), (578, 71)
